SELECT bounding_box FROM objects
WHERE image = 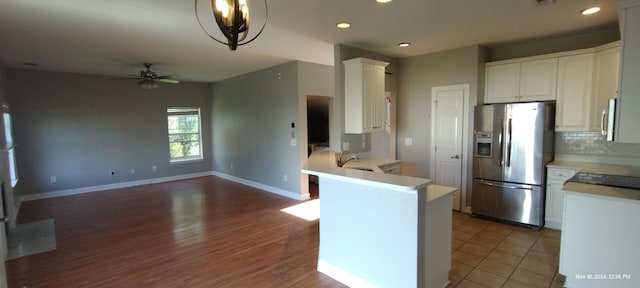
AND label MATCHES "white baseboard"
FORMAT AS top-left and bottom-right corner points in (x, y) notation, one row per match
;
(212, 171), (304, 200)
(545, 220), (562, 230)
(317, 260), (376, 288)
(19, 172), (214, 202)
